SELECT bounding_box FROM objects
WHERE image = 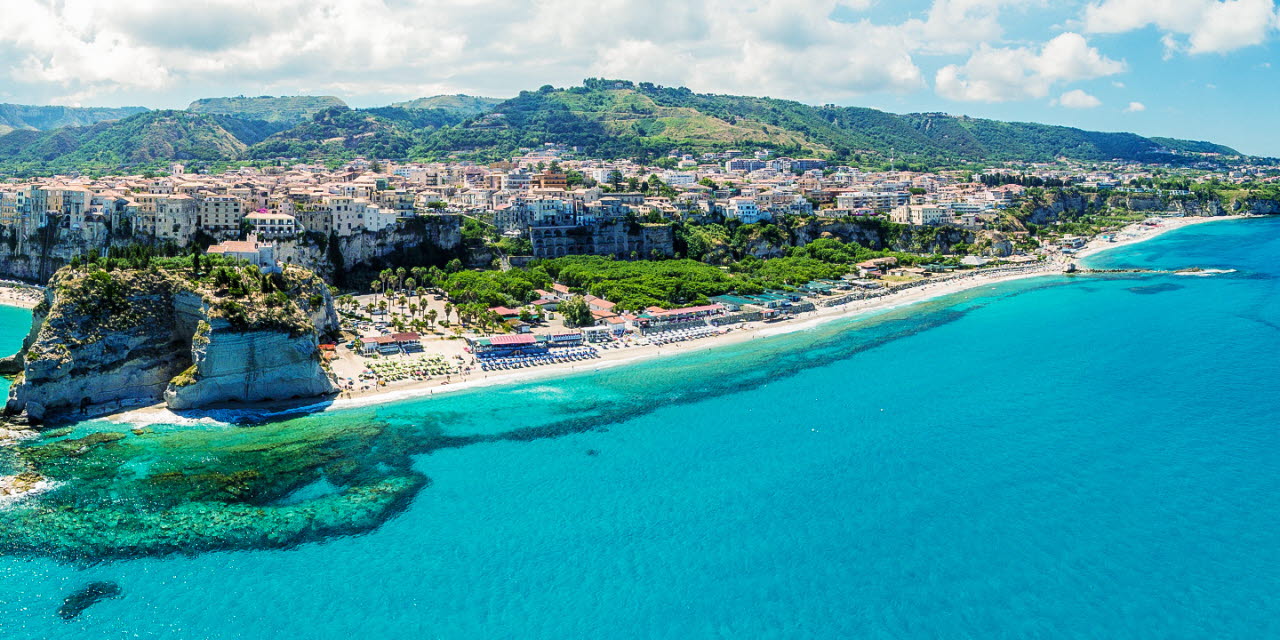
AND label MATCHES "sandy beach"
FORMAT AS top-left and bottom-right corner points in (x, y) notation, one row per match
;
(1074, 214), (1248, 260)
(0, 281), (42, 310)
(95, 214), (1250, 425)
